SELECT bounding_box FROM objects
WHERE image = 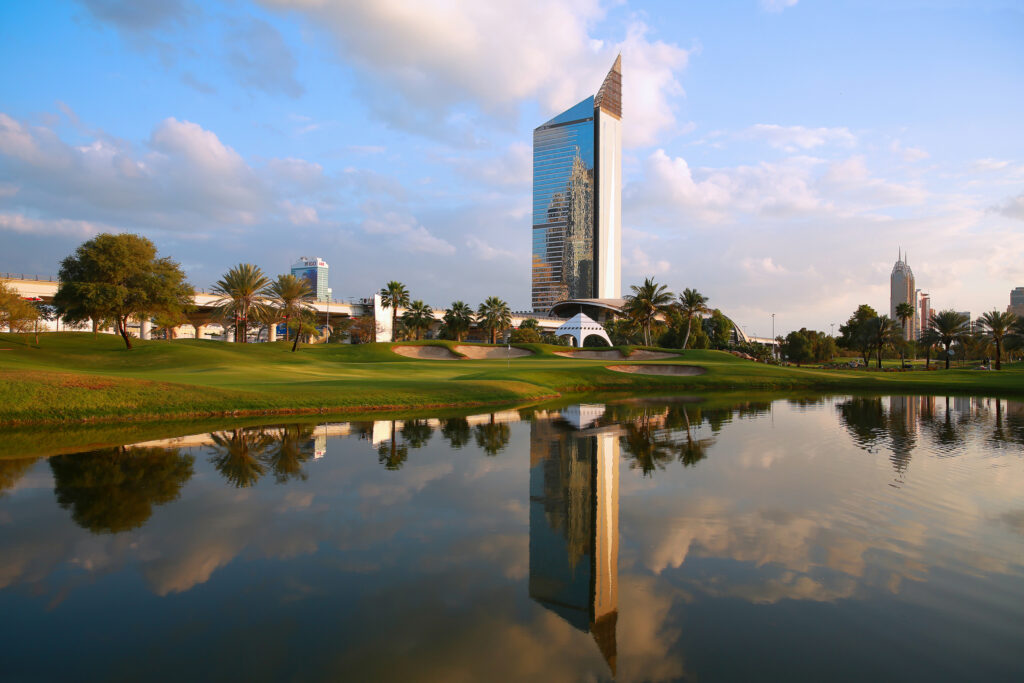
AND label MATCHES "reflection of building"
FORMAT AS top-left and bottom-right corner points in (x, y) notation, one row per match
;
(532, 57), (622, 313)
(890, 251), (916, 340)
(291, 256), (329, 302)
(529, 415), (619, 674)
